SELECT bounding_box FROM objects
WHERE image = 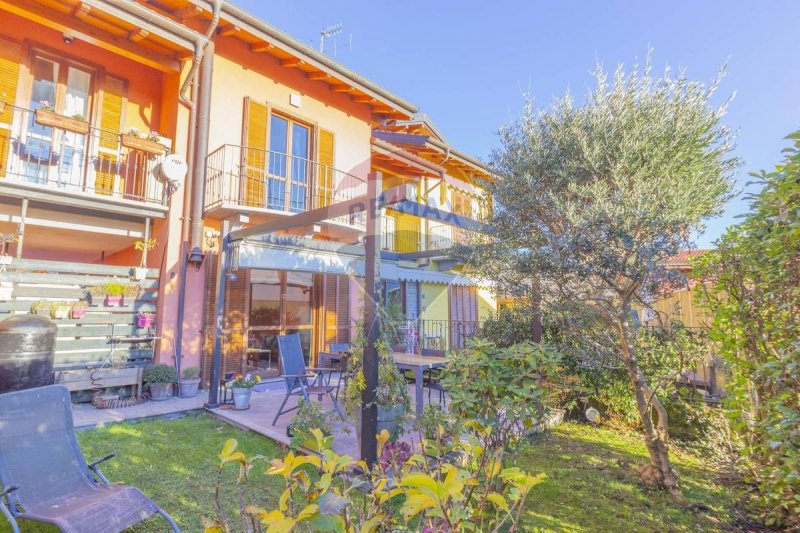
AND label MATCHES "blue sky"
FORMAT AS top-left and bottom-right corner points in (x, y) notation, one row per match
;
(235, 1), (800, 247)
